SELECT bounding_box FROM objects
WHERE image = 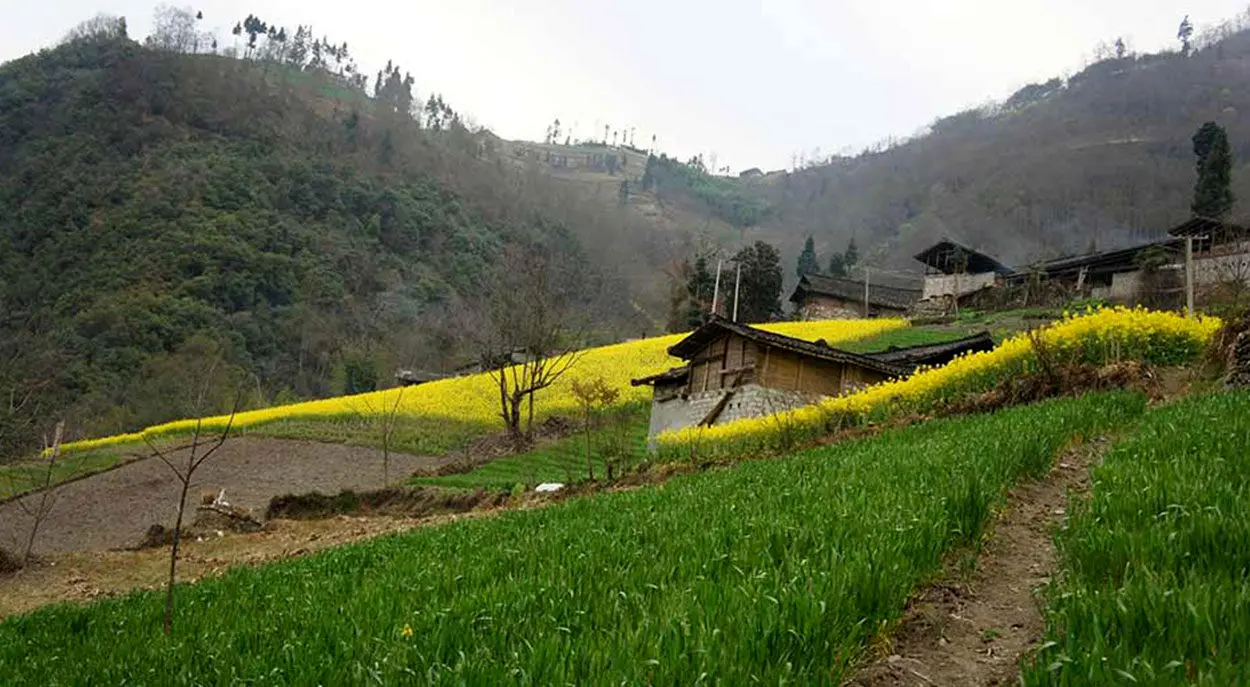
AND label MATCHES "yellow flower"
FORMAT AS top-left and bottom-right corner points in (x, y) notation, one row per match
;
(400, 623), (413, 638)
(57, 318), (909, 455)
